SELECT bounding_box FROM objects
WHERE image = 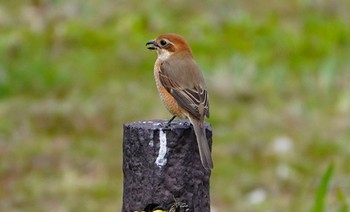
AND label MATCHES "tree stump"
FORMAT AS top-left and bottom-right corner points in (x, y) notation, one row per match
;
(122, 120), (212, 212)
